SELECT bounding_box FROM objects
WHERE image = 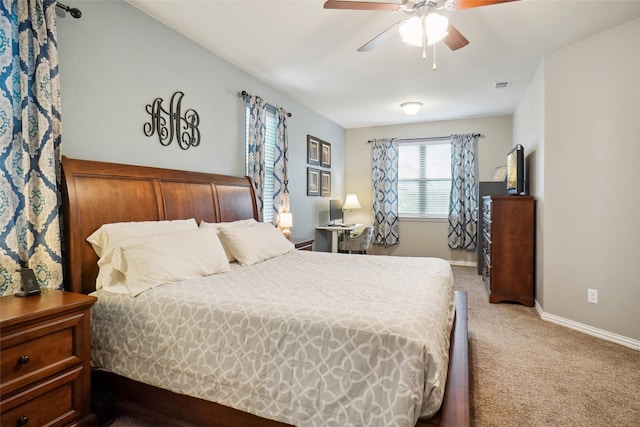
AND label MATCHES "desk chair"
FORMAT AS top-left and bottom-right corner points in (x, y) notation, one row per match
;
(338, 226), (373, 254)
